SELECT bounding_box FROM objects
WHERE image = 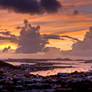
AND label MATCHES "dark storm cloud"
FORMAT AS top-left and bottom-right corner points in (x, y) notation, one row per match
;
(0, 0), (61, 14)
(40, 0), (61, 13)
